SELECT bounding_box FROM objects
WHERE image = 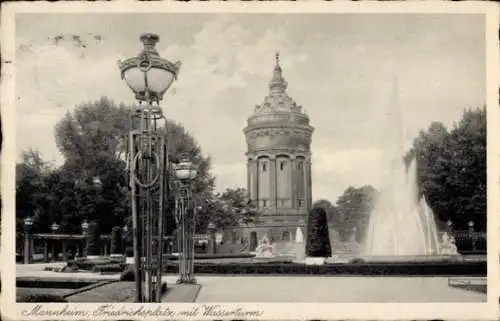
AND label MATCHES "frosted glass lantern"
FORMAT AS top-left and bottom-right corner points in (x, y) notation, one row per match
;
(119, 33), (181, 103)
(174, 158), (198, 181)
